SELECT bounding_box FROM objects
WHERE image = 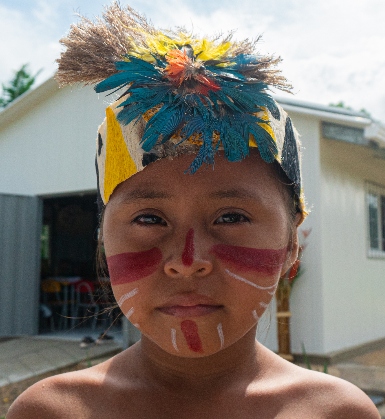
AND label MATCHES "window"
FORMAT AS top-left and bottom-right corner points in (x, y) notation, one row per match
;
(41, 224), (50, 260)
(367, 184), (385, 256)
